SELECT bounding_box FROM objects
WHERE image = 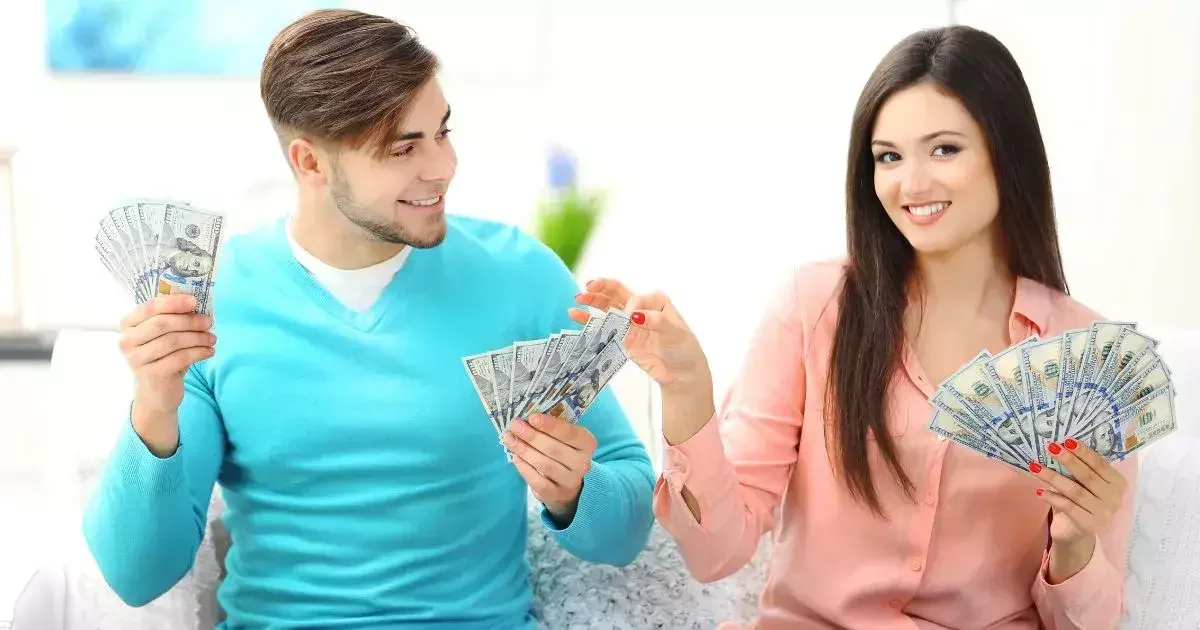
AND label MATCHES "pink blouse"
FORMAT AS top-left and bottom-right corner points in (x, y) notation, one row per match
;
(653, 260), (1136, 630)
